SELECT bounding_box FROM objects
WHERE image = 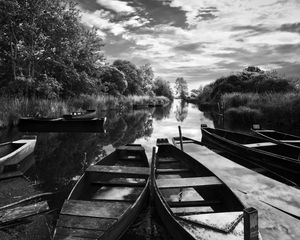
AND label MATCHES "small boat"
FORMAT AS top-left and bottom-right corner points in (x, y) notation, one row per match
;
(0, 136), (37, 175)
(53, 144), (150, 240)
(252, 124), (300, 149)
(201, 124), (300, 187)
(18, 117), (106, 132)
(62, 109), (96, 119)
(152, 138), (260, 240)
